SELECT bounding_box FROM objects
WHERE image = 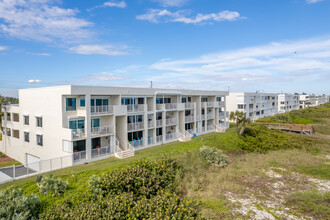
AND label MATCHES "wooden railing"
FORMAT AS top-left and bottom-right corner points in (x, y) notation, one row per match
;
(254, 122), (314, 134)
